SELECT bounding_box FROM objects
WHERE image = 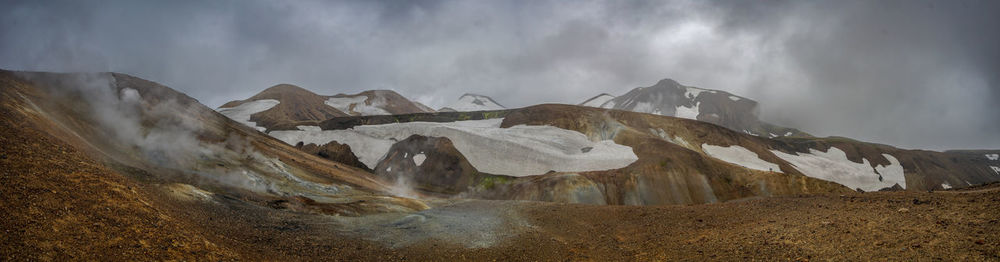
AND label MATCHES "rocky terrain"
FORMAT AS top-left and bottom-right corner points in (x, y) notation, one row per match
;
(3, 70), (999, 260)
